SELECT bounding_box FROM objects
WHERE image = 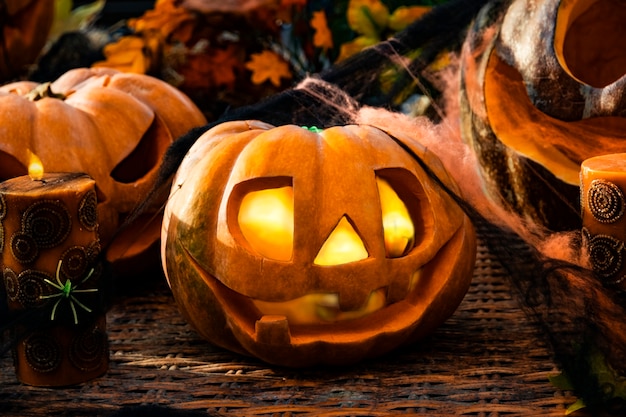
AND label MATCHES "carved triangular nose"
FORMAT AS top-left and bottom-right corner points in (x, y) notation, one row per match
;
(314, 216), (368, 266)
